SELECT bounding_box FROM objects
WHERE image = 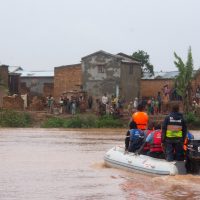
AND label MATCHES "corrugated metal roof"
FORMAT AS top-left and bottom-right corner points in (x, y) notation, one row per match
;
(8, 66), (23, 73)
(117, 53), (141, 64)
(142, 70), (197, 79)
(21, 70), (54, 77)
(81, 50), (141, 64)
(81, 50), (119, 60)
(142, 71), (178, 79)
